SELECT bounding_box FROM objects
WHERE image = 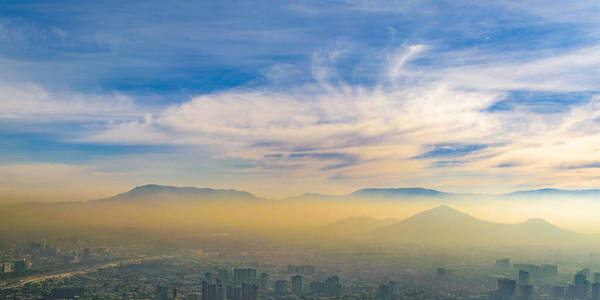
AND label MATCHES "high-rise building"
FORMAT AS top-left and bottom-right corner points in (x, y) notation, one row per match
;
(286, 265), (316, 275)
(595, 272), (600, 283)
(241, 283), (257, 300)
(551, 286), (565, 298)
(519, 285), (533, 300)
(185, 293), (201, 300)
(218, 268), (231, 284)
(581, 268), (592, 278)
(566, 285), (577, 298)
(2, 262), (10, 273)
(513, 264), (540, 279)
(259, 272), (269, 291)
(518, 270), (530, 286)
(541, 264), (558, 277)
(202, 281), (213, 300)
(377, 284), (390, 300)
(389, 281), (398, 296)
(82, 248), (90, 263)
(325, 276), (341, 296)
(202, 280), (225, 300)
(496, 258), (510, 268)
(436, 267), (447, 280)
(226, 286), (241, 300)
(497, 279), (517, 300)
(233, 268), (257, 285)
(274, 280), (288, 295)
(156, 286), (169, 300)
(592, 282), (600, 300)
(51, 287), (84, 299)
(14, 260), (27, 274)
(291, 275), (303, 294)
(310, 281), (325, 294)
(575, 273), (589, 298)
